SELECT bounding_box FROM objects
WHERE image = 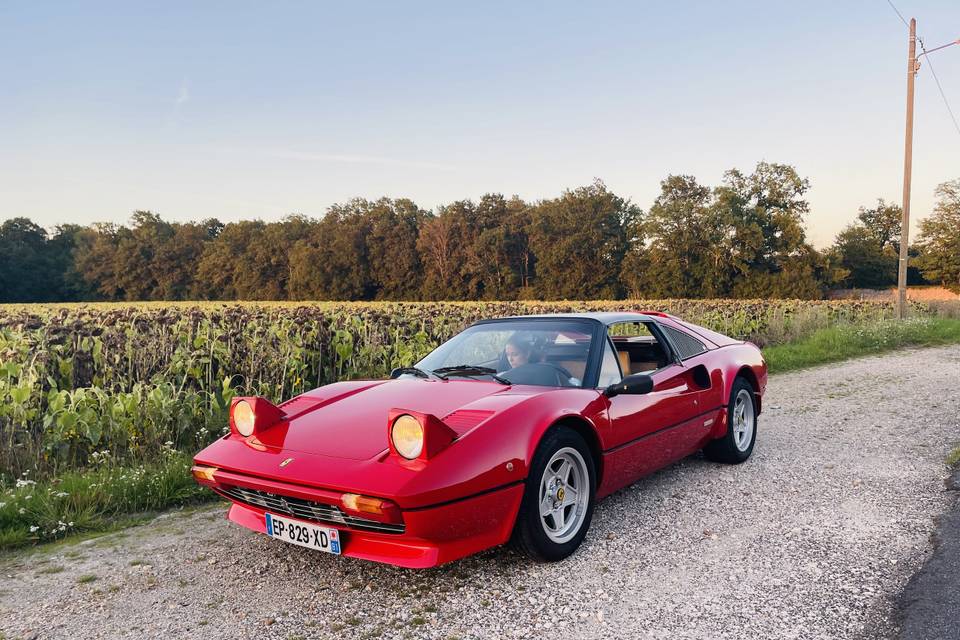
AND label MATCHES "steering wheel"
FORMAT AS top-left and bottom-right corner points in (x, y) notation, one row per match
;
(501, 362), (576, 387)
(540, 362), (574, 383)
